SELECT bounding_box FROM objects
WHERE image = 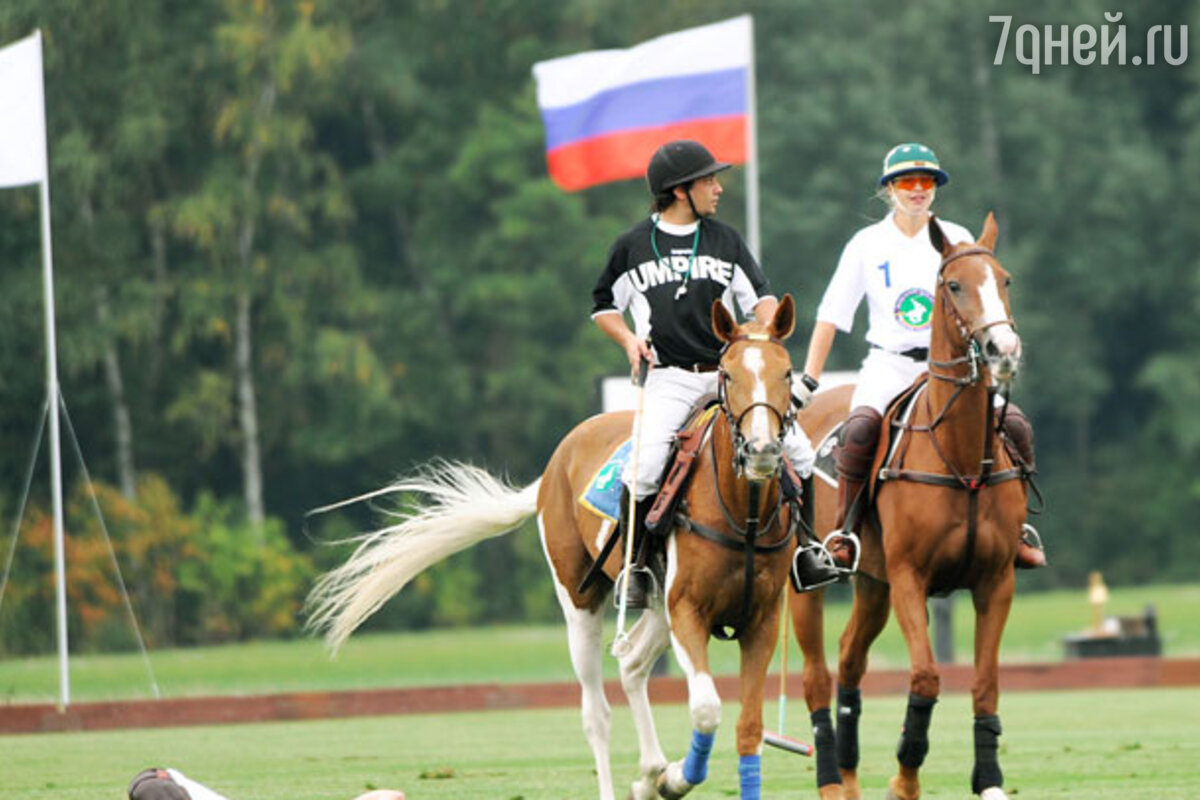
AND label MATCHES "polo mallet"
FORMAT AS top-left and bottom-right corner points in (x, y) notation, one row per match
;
(612, 350), (650, 658)
(762, 576), (814, 756)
